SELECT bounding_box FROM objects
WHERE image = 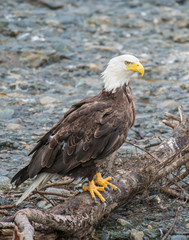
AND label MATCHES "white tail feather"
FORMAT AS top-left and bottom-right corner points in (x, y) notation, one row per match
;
(16, 173), (54, 205)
